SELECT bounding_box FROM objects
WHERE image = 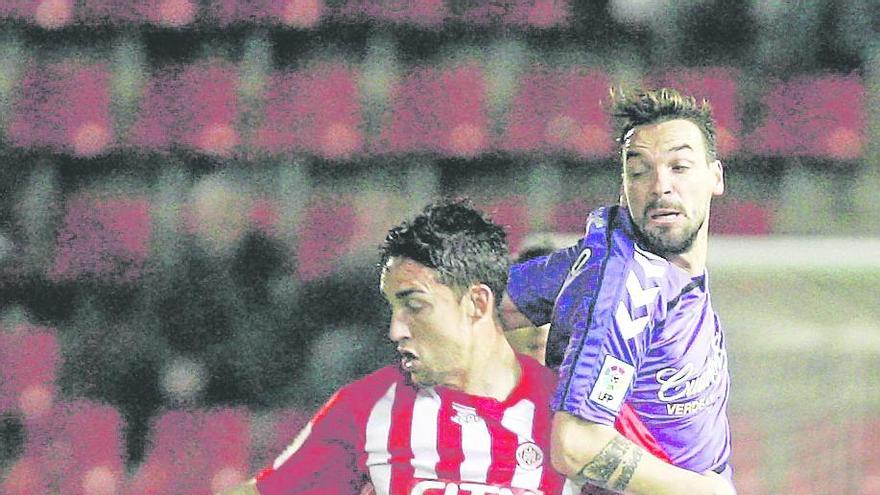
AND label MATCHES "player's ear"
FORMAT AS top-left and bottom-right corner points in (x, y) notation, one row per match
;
(712, 159), (724, 196)
(465, 284), (493, 321)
